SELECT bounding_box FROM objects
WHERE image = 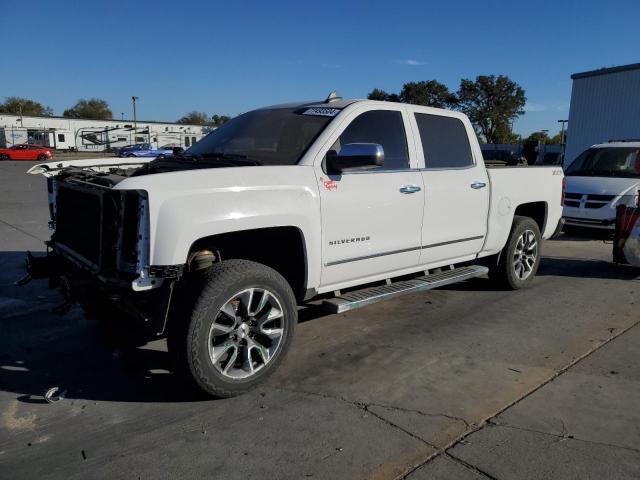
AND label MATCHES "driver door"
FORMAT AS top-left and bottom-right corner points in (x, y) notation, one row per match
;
(316, 106), (424, 289)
